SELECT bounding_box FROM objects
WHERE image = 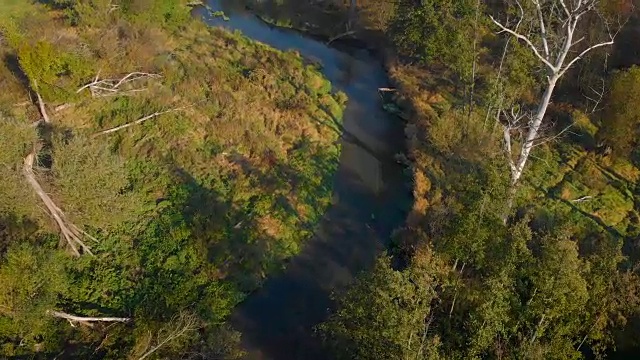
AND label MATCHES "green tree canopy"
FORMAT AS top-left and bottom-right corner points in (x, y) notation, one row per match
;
(390, 0), (477, 80)
(598, 66), (640, 157)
